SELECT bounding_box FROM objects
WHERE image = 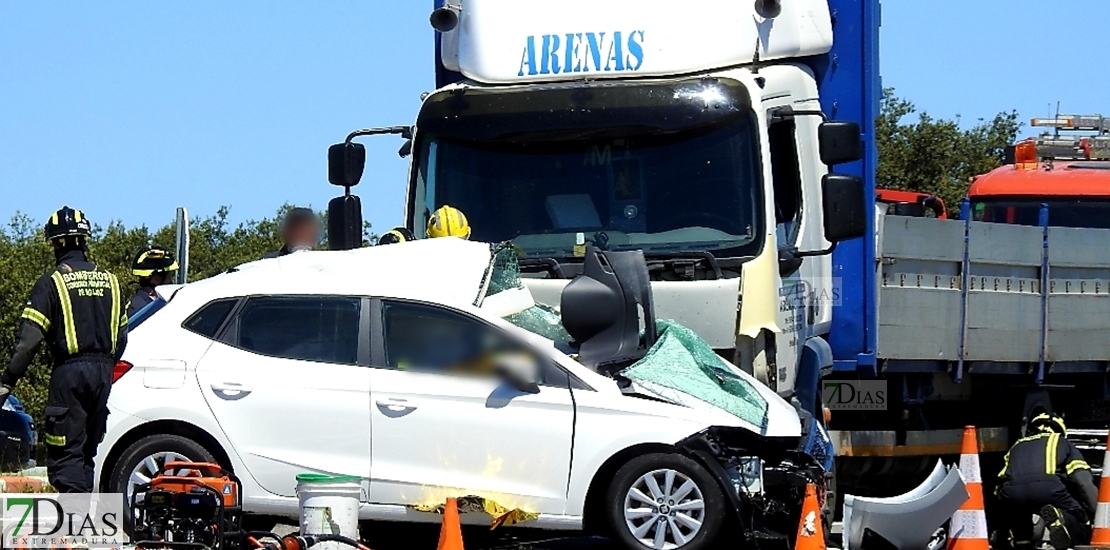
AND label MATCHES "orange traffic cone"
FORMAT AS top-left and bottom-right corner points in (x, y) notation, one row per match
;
(1089, 431), (1110, 546)
(795, 483), (826, 550)
(437, 498), (464, 550)
(948, 426), (989, 550)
